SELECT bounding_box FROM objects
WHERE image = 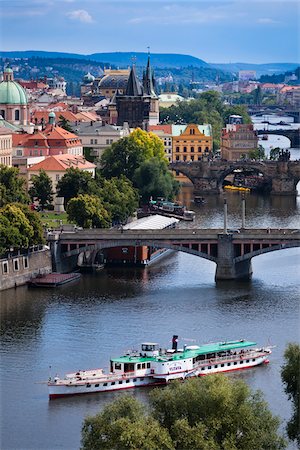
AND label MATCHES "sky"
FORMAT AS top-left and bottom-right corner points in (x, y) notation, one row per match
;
(0, 0), (299, 63)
